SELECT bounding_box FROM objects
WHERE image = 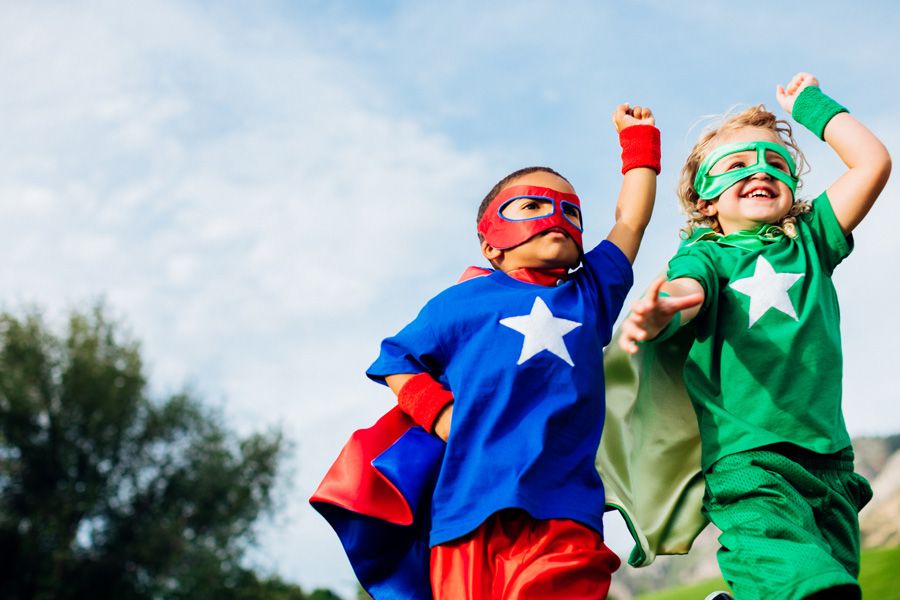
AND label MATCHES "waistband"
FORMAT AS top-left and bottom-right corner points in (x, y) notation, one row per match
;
(765, 443), (855, 472)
